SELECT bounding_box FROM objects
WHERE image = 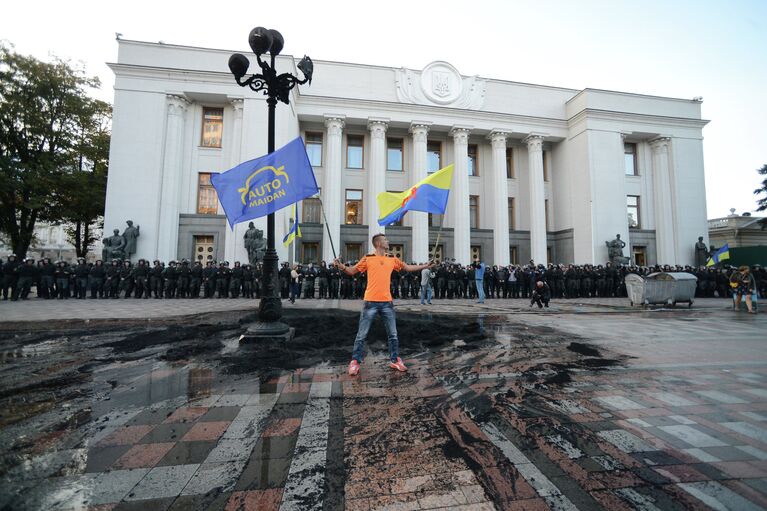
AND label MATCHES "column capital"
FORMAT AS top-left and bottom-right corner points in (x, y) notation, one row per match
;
(449, 126), (472, 145)
(230, 98), (244, 118)
(487, 130), (511, 148)
(367, 117), (389, 139)
(409, 121), (431, 143)
(324, 115), (345, 135)
(166, 94), (189, 115)
(649, 136), (671, 152)
(523, 134), (545, 151)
